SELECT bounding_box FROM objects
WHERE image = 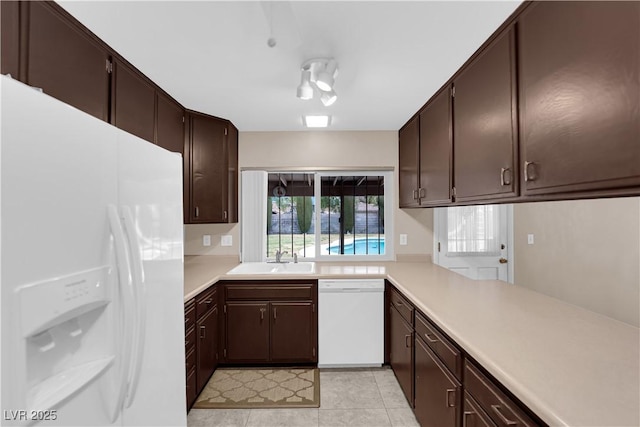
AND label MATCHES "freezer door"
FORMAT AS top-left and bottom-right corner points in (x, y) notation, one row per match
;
(1, 76), (123, 426)
(116, 129), (186, 426)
